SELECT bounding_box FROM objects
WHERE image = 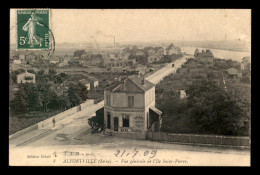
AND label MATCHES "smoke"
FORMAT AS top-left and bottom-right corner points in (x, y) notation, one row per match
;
(95, 30), (114, 38)
(94, 30), (116, 47)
